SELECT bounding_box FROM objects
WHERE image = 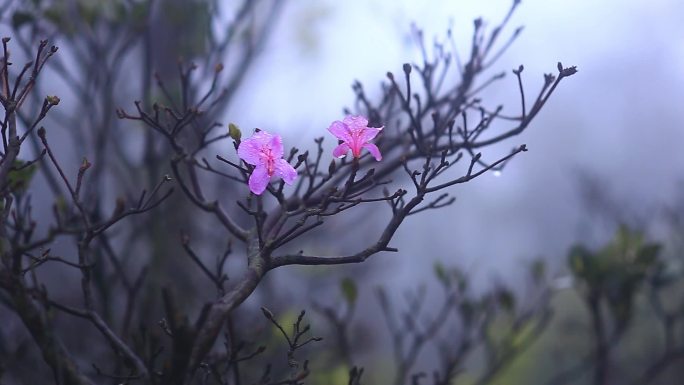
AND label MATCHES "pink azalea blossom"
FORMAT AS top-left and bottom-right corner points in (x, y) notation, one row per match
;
(327, 115), (383, 161)
(237, 130), (297, 195)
